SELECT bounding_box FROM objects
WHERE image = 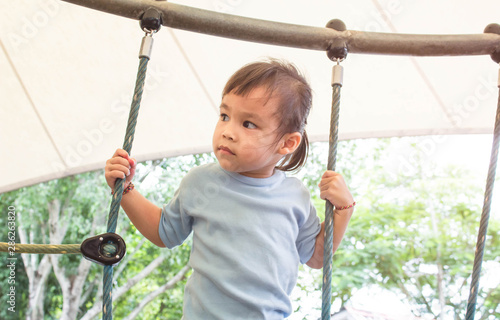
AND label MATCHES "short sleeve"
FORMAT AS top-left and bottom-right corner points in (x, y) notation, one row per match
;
(158, 182), (193, 249)
(296, 202), (321, 264)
